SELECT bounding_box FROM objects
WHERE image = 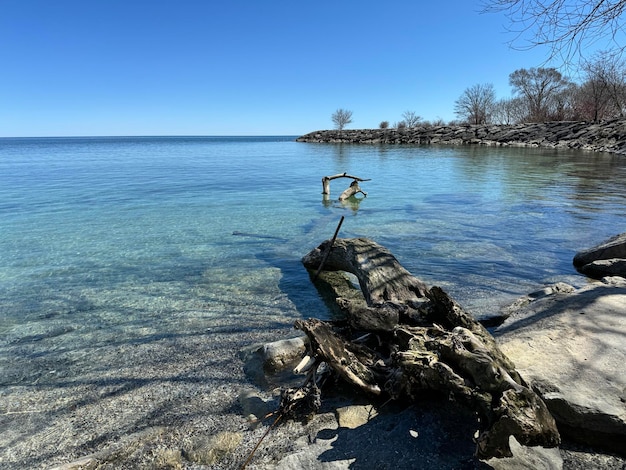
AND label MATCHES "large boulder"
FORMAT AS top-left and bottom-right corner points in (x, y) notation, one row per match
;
(573, 233), (626, 278)
(494, 283), (626, 454)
